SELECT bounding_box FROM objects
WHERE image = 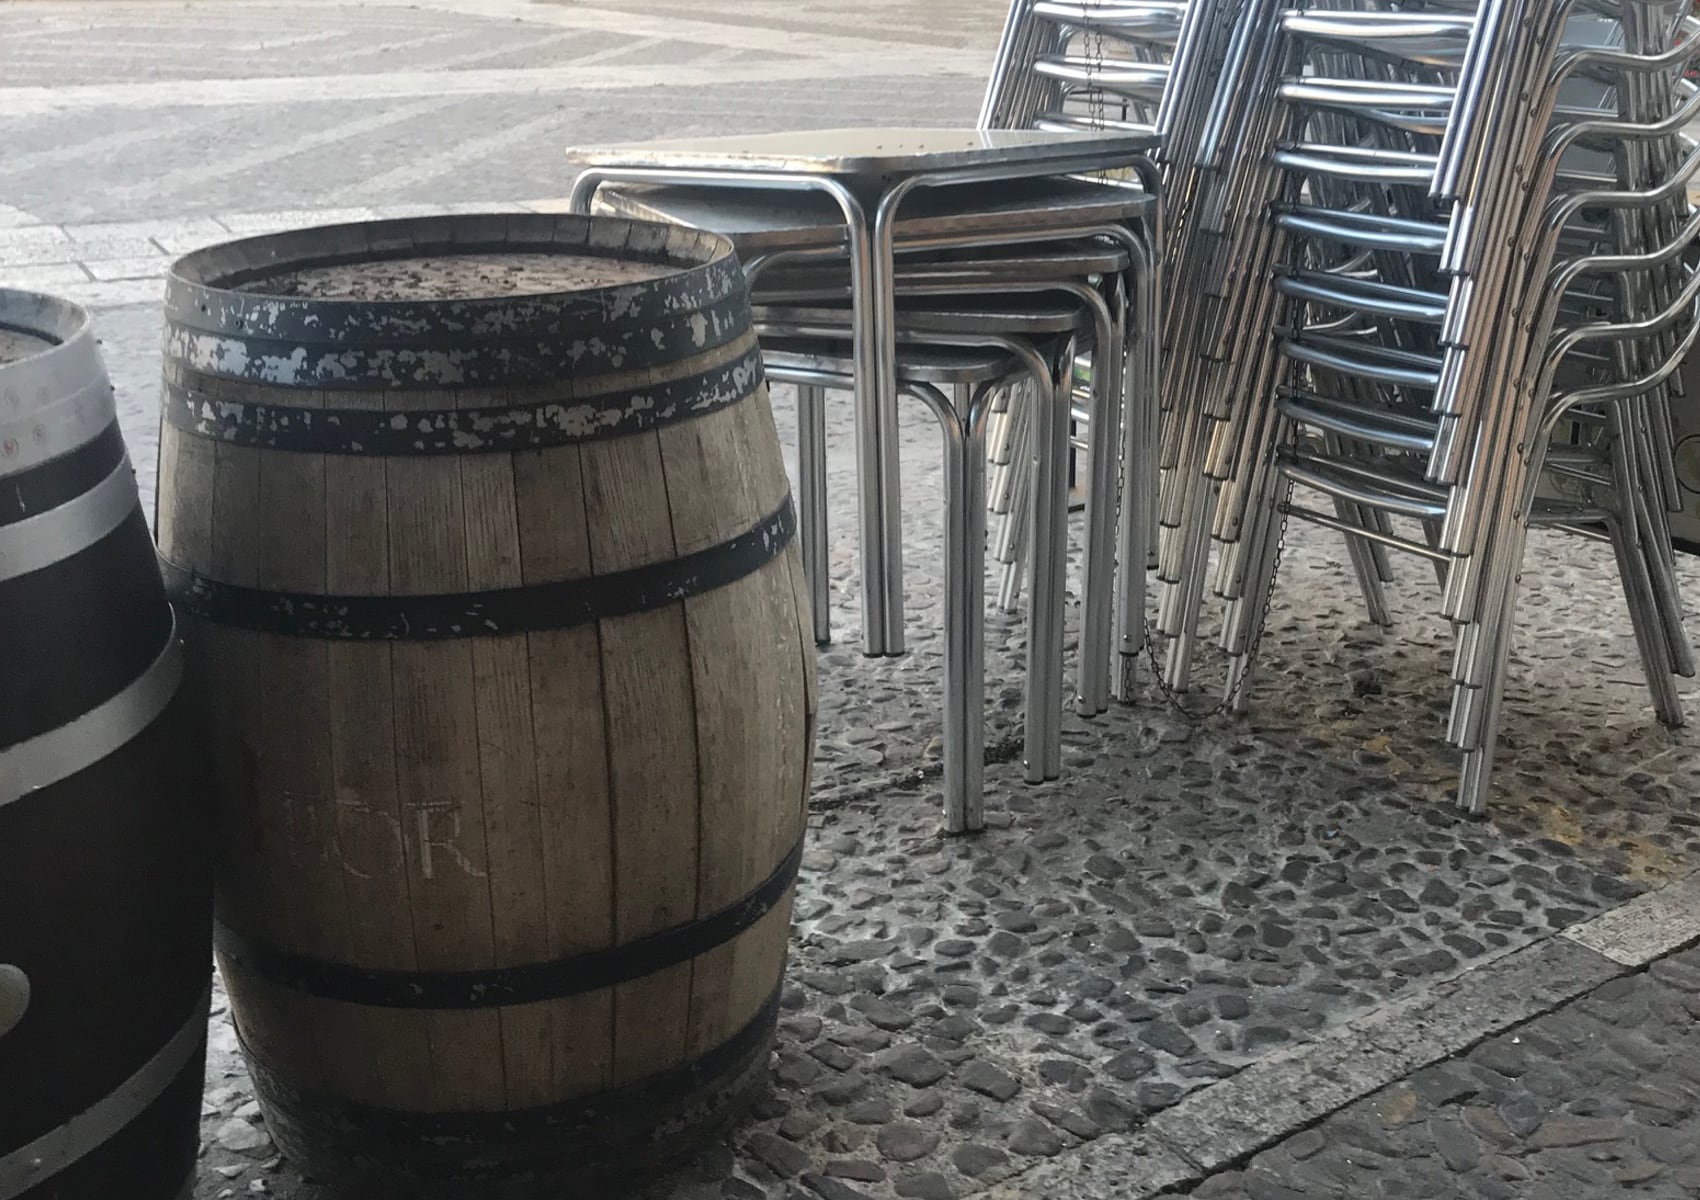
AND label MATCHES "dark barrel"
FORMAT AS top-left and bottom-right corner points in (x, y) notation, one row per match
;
(155, 214), (816, 1198)
(0, 289), (211, 1200)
